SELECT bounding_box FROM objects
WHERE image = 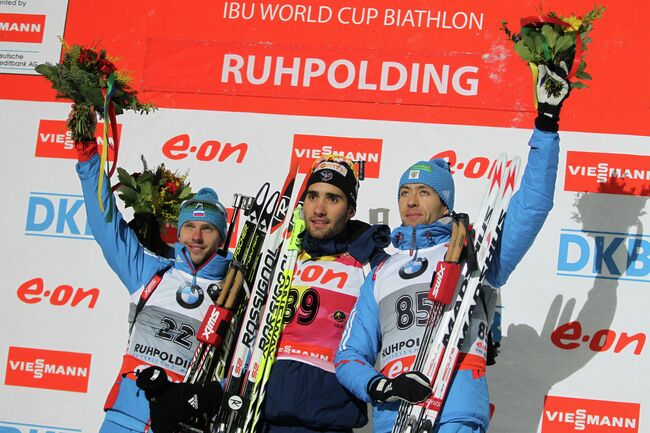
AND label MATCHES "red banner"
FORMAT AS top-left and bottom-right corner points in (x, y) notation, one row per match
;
(5, 346), (92, 393)
(0, 13), (45, 43)
(543, 395), (640, 432)
(564, 151), (650, 197)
